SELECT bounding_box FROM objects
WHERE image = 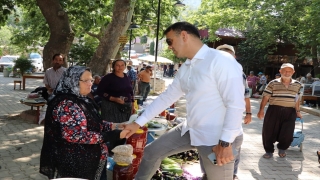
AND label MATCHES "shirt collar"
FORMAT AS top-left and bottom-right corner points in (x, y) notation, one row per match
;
(185, 44), (209, 65)
(275, 78), (296, 84)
